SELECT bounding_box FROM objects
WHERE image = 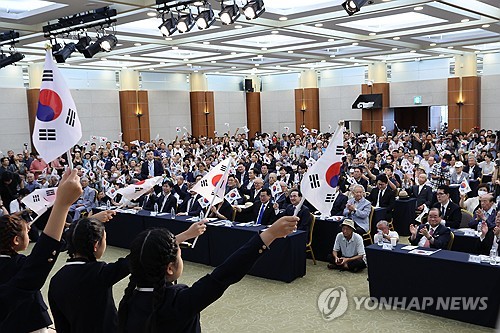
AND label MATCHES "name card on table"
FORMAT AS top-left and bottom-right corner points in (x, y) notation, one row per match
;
(382, 243), (393, 250)
(468, 255), (482, 264)
(463, 229), (477, 237)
